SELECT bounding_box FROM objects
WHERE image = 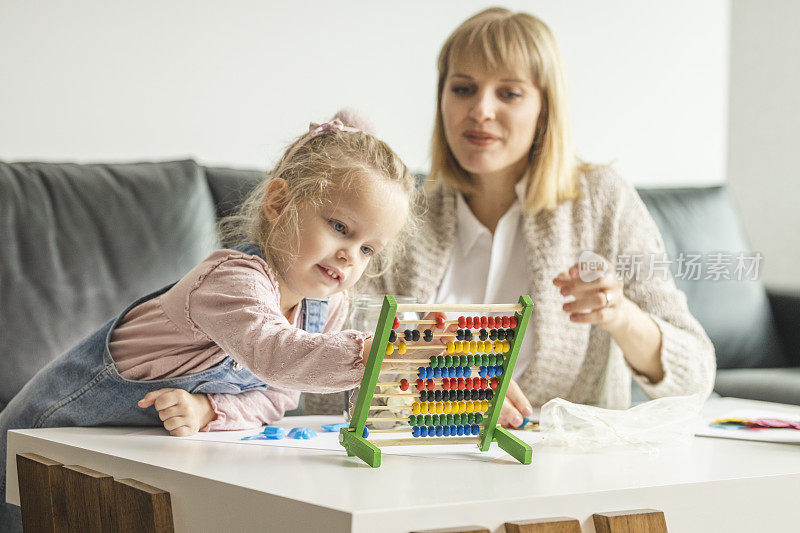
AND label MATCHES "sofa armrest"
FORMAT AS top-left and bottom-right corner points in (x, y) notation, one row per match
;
(767, 288), (800, 366)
